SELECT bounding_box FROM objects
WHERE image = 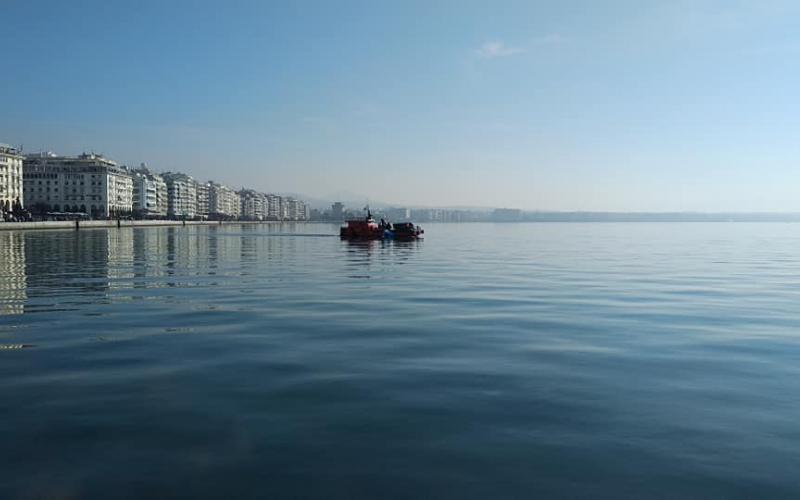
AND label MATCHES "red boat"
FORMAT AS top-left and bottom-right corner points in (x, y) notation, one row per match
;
(339, 218), (383, 240)
(339, 211), (424, 240)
